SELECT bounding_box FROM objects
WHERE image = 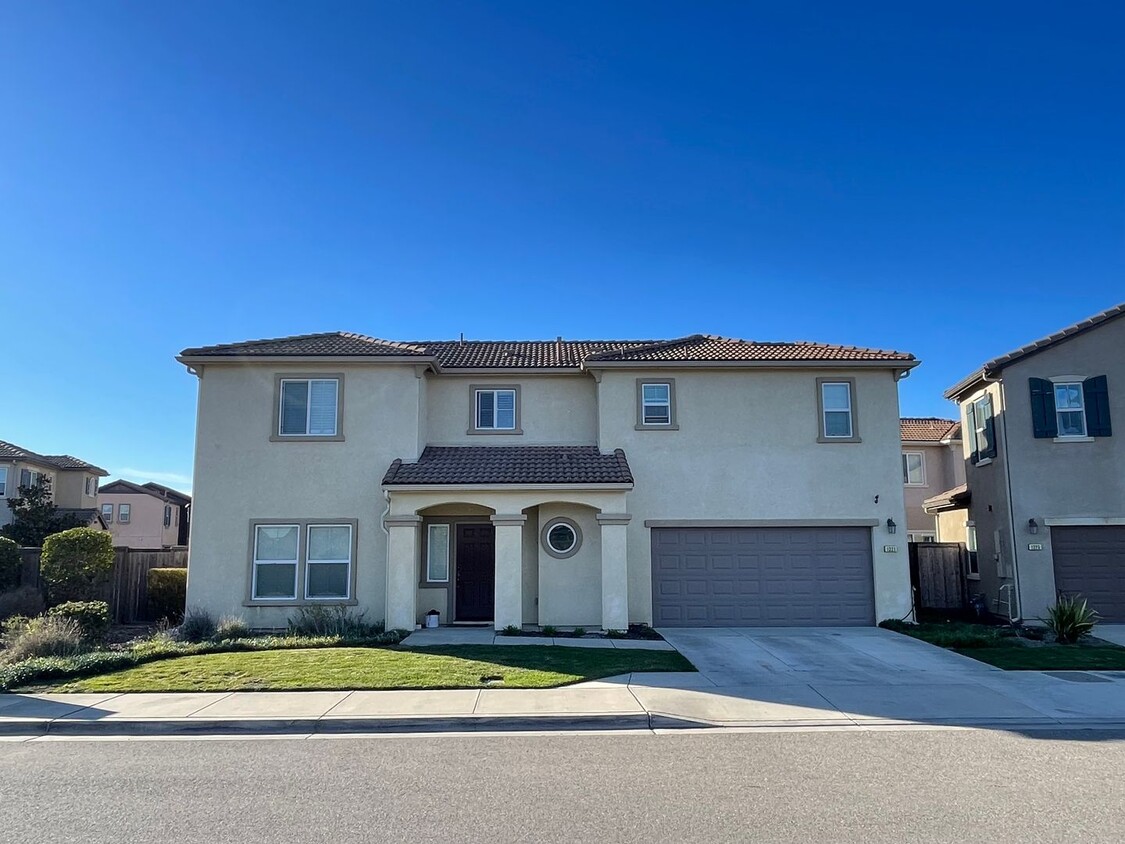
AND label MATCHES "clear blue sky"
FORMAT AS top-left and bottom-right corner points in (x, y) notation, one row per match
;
(2, 1), (1122, 492)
